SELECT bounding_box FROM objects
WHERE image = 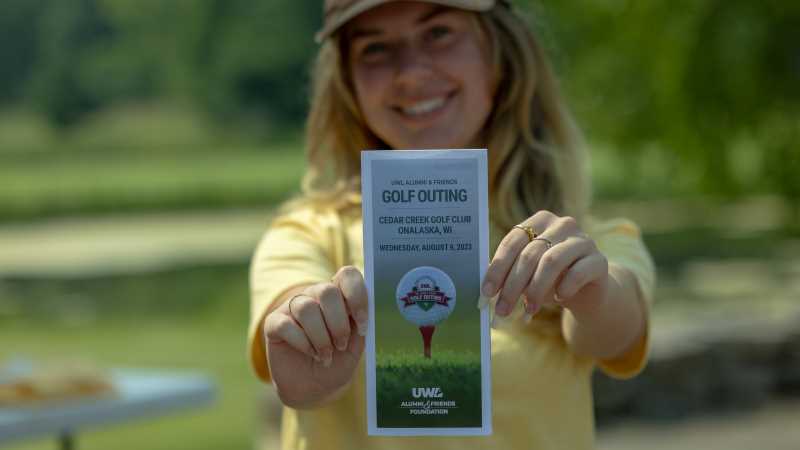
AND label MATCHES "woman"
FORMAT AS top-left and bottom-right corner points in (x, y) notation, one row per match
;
(248, 1), (655, 449)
